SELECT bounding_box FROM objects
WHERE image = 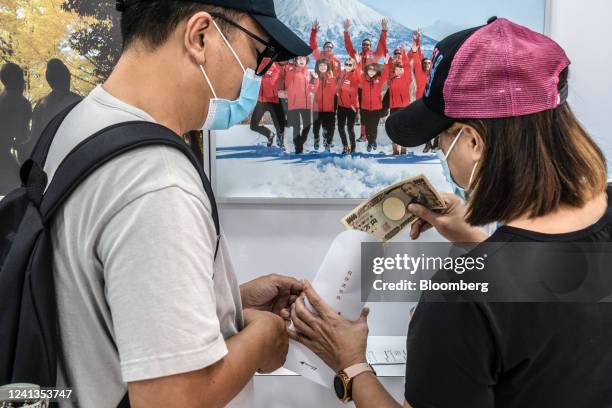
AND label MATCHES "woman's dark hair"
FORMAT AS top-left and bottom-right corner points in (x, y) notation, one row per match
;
(458, 68), (608, 226)
(120, 1), (244, 51)
(315, 58), (333, 77)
